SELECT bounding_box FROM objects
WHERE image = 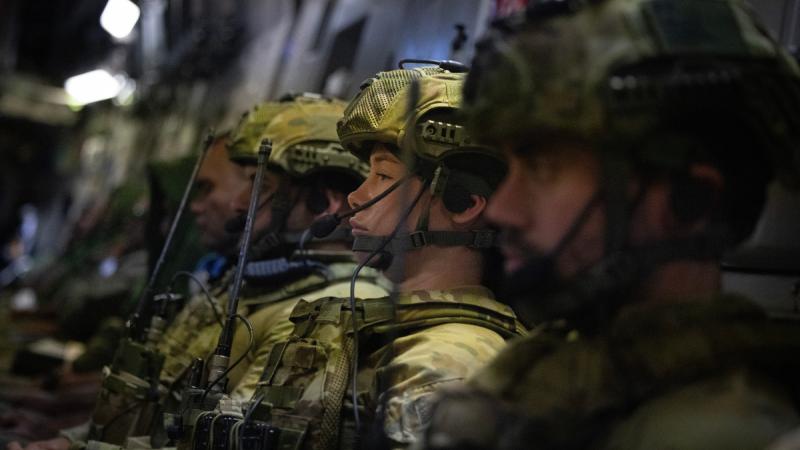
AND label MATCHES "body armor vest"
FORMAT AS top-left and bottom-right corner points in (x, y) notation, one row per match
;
(225, 288), (526, 450)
